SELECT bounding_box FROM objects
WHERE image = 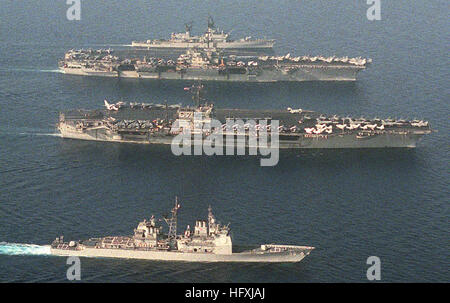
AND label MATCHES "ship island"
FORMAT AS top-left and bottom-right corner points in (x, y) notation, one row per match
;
(51, 200), (314, 262)
(131, 17), (275, 50)
(57, 85), (431, 149)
